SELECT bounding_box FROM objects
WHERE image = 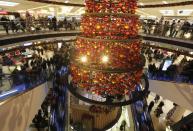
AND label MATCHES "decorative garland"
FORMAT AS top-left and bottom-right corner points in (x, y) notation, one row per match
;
(27, 0), (85, 7)
(138, 1), (193, 8)
(28, 0), (193, 8)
